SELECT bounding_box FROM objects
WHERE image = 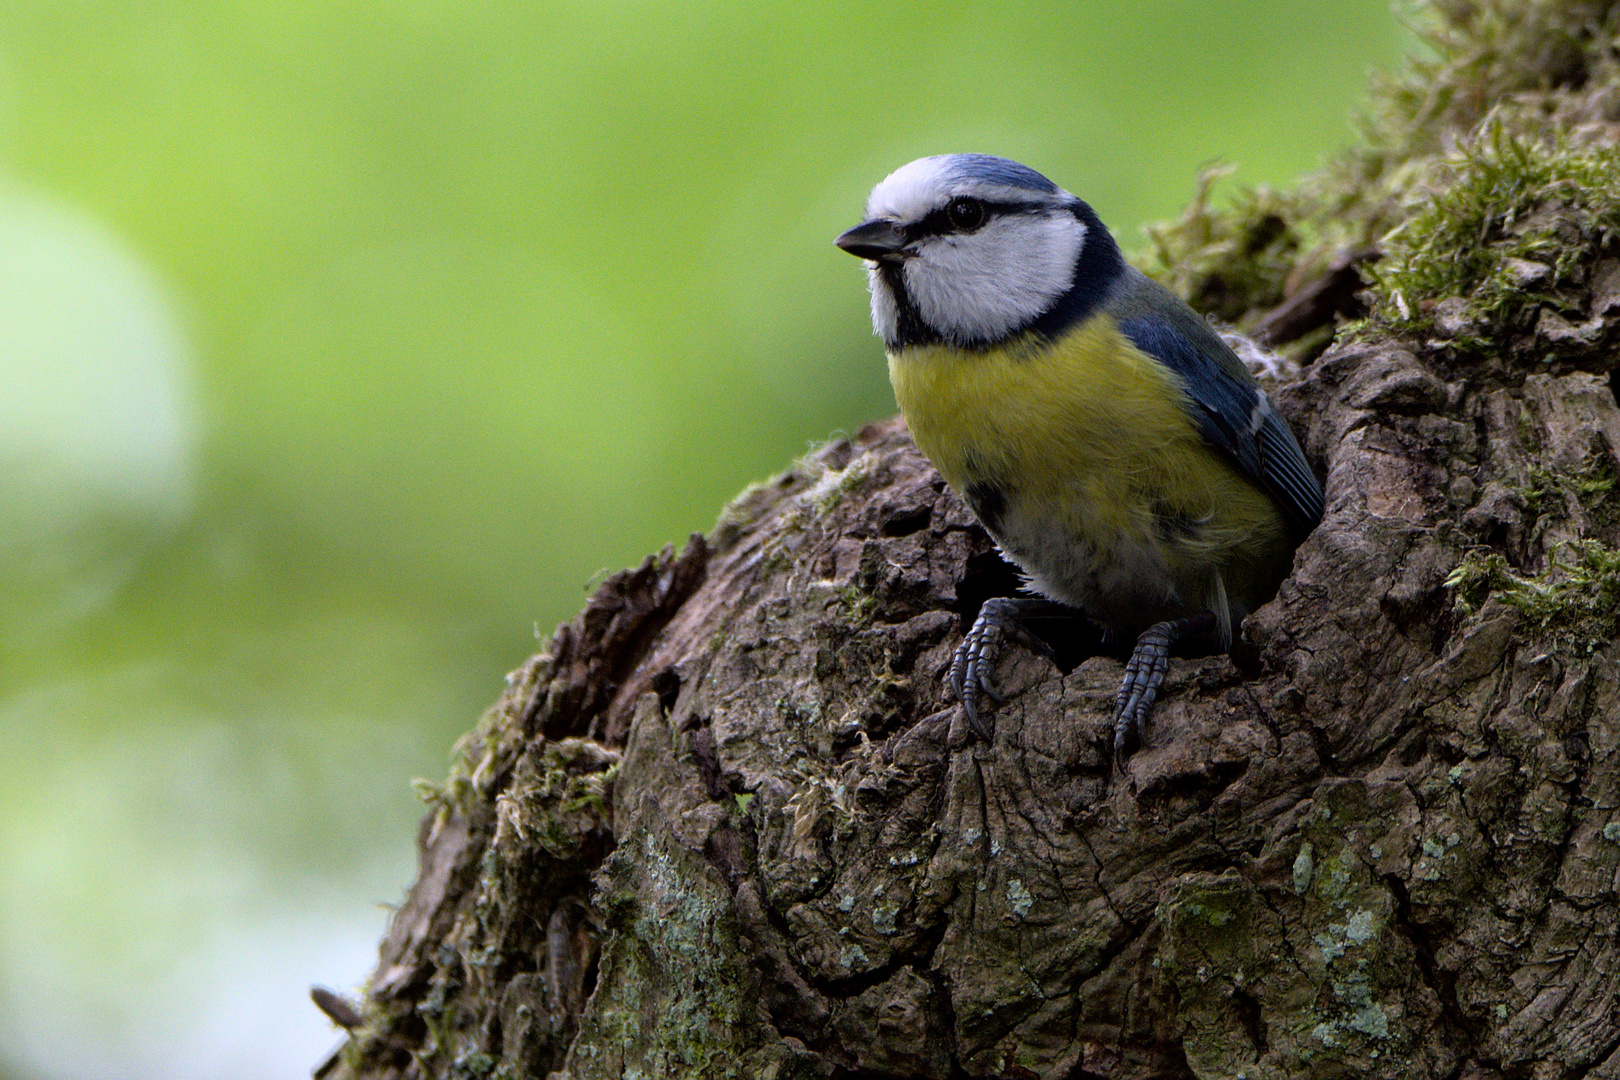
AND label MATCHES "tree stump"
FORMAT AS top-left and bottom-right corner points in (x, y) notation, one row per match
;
(319, 4), (1620, 1077)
